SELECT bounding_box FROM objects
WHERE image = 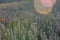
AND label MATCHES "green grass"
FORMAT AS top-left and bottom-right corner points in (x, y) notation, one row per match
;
(0, 14), (60, 40)
(3, 17), (38, 40)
